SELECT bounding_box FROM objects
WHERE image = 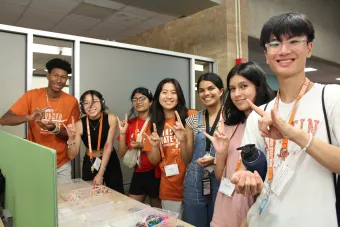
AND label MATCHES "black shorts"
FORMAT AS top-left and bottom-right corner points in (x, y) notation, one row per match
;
(129, 168), (160, 198)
